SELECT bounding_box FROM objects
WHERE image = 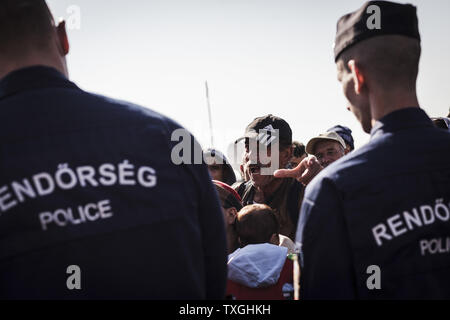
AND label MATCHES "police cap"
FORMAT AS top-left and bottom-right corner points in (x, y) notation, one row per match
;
(334, 1), (421, 61)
